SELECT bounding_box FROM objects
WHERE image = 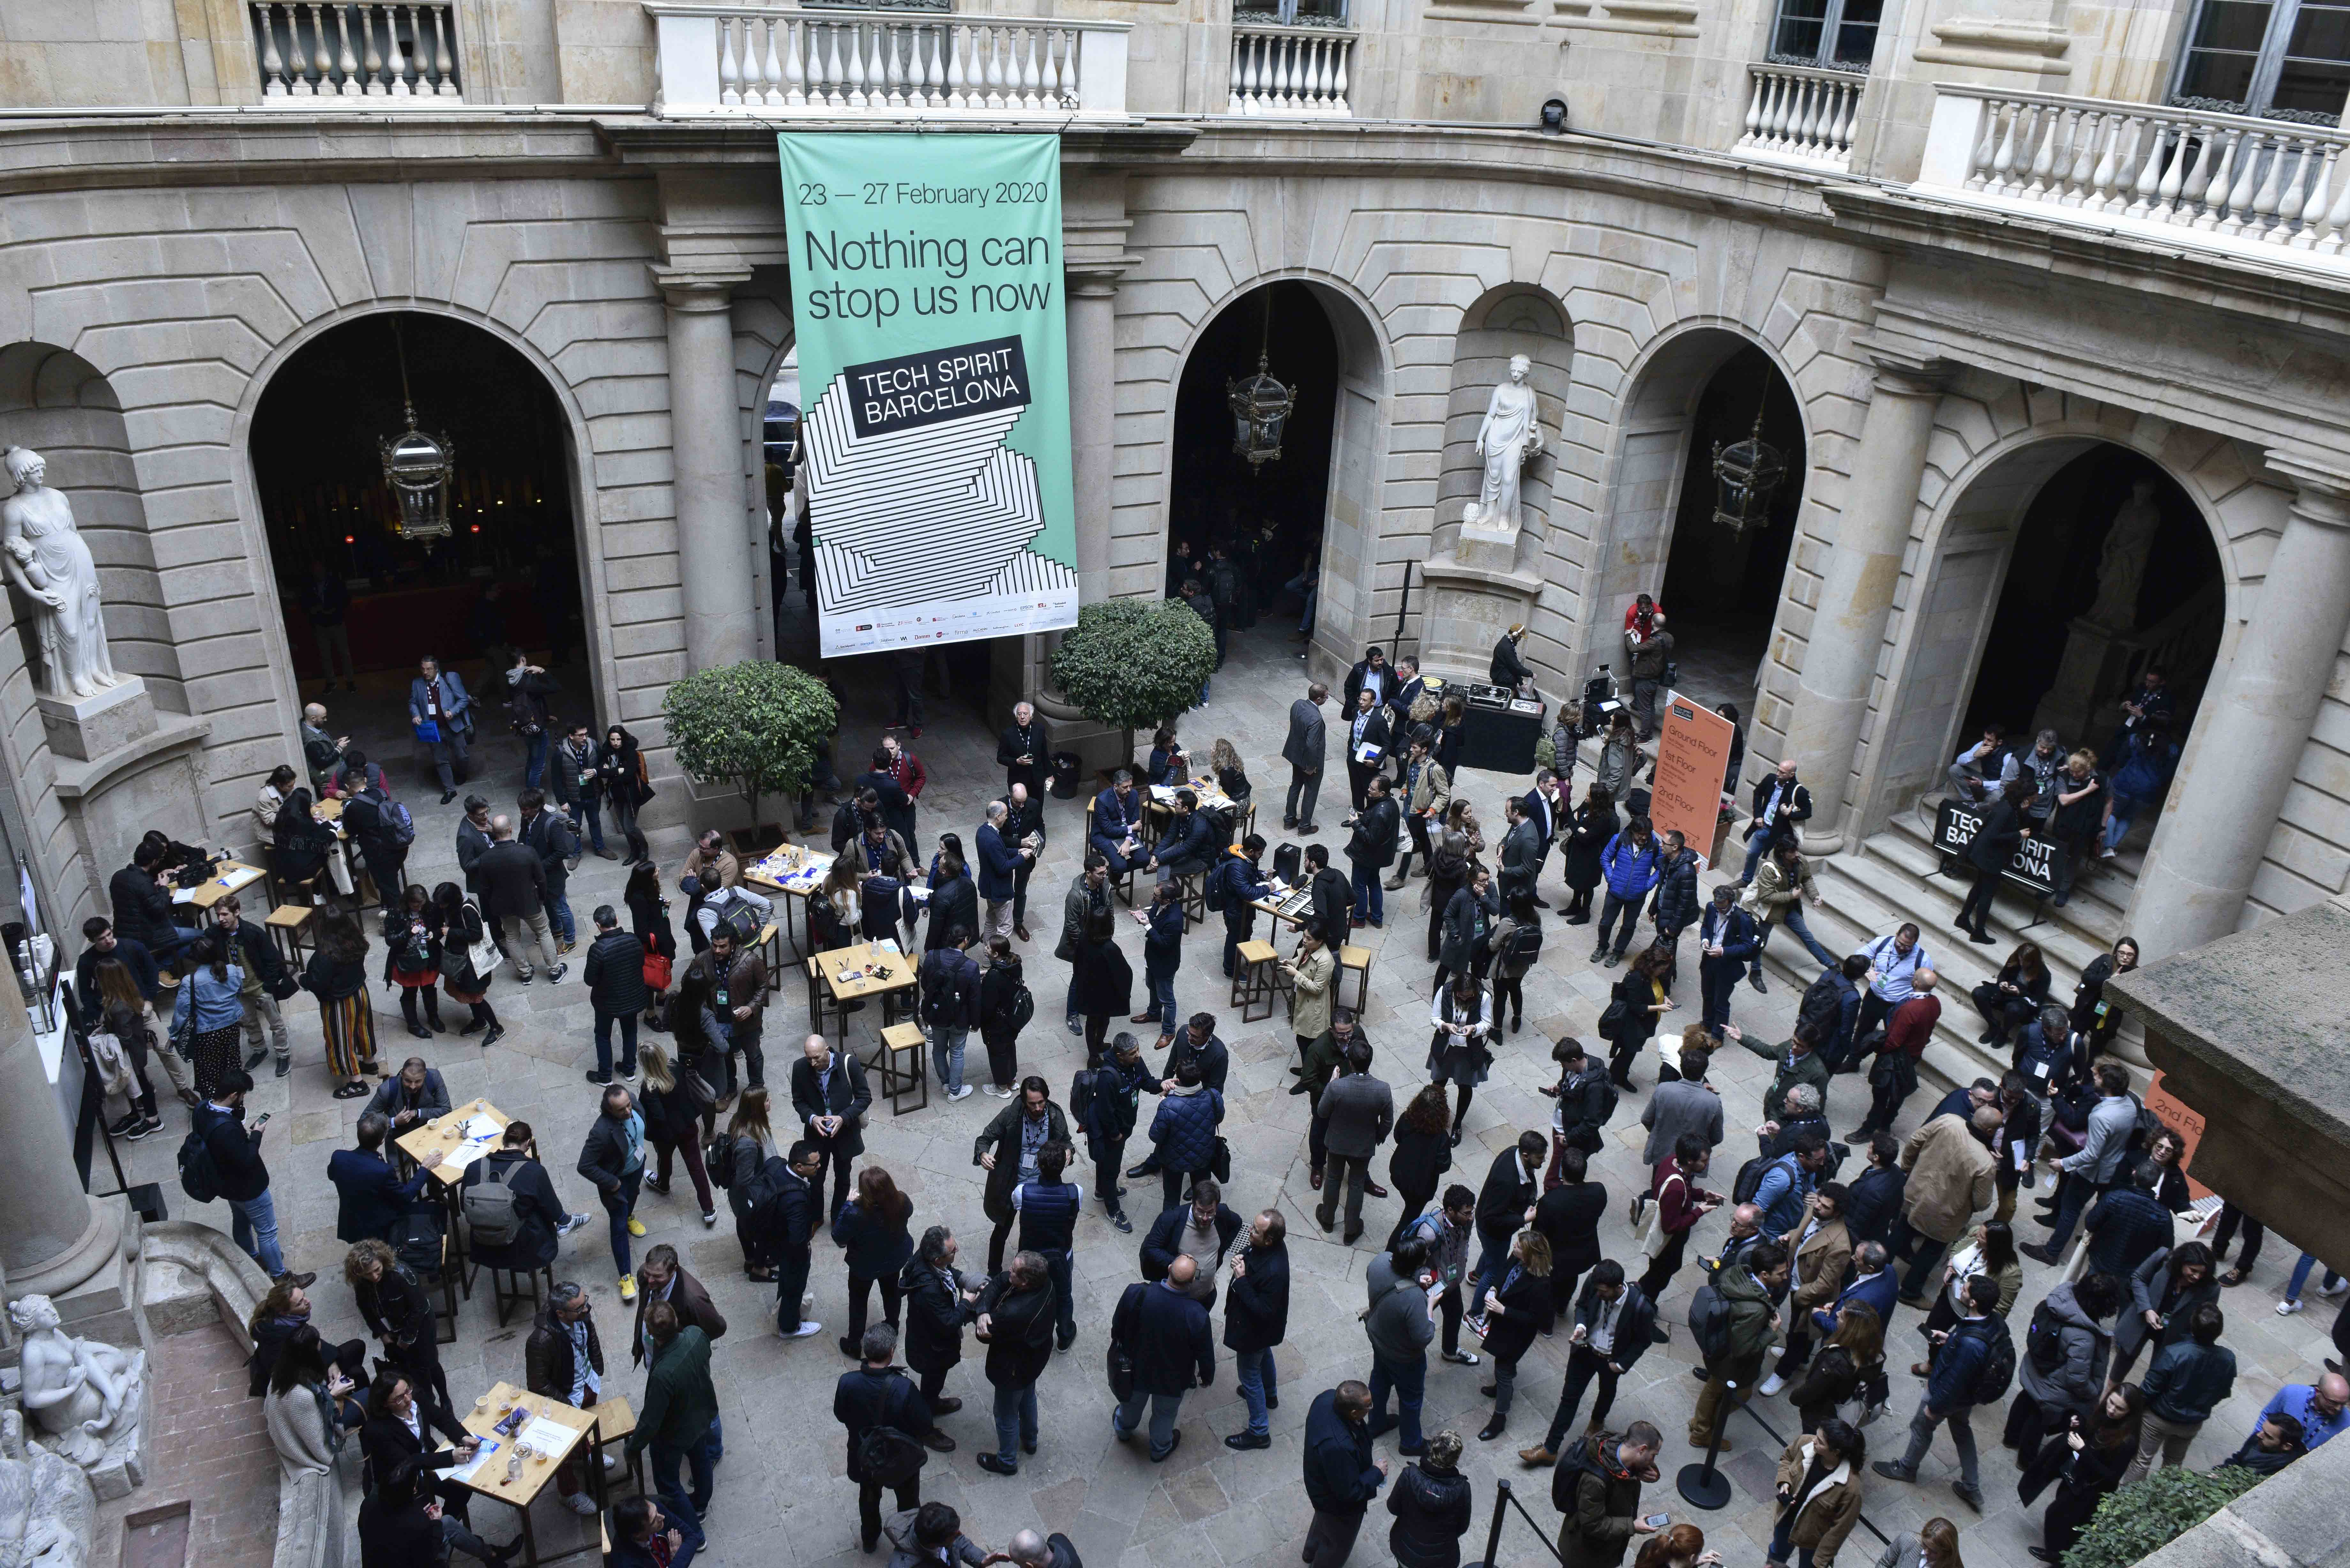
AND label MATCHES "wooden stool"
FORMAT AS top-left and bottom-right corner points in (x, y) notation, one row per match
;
(1226, 800), (1257, 848)
(878, 1022), (929, 1117)
(473, 1260), (554, 1328)
(1339, 944), (1372, 1015)
(265, 903), (314, 968)
(428, 1227), (460, 1346)
(757, 921), (784, 996)
(1232, 939), (1279, 1023)
(1176, 869), (1209, 931)
(806, 957), (842, 1039)
(592, 1395), (647, 1501)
